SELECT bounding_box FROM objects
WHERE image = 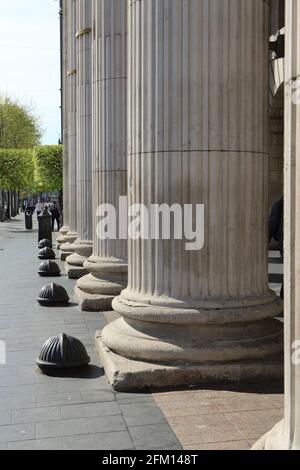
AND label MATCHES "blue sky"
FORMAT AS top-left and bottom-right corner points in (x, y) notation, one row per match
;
(0, 0), (61, 144)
